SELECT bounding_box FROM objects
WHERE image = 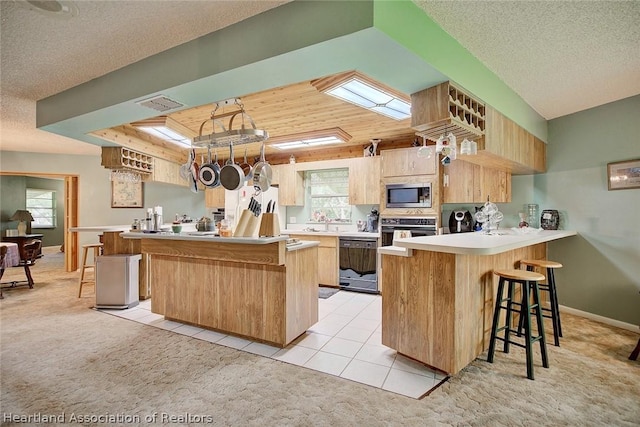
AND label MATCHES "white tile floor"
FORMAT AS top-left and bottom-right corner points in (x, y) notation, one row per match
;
(98, 290), (448, 399)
